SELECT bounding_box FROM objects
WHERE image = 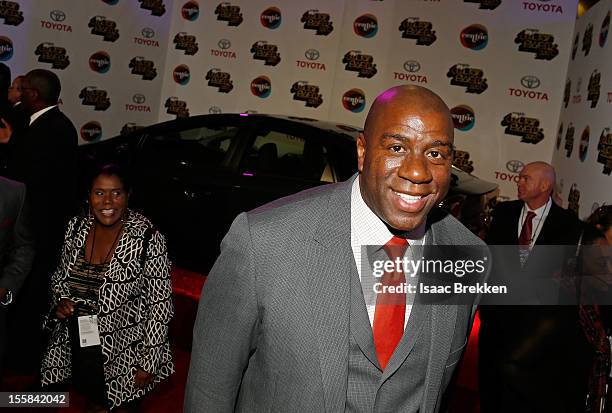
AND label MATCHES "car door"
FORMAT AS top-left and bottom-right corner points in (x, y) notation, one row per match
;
(130, 116), (256, 273)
